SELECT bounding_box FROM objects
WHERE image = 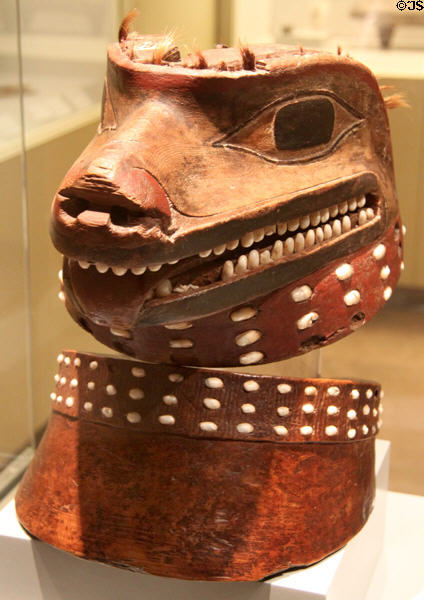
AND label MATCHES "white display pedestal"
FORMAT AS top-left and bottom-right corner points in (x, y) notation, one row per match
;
(0, 440), (390, 600)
